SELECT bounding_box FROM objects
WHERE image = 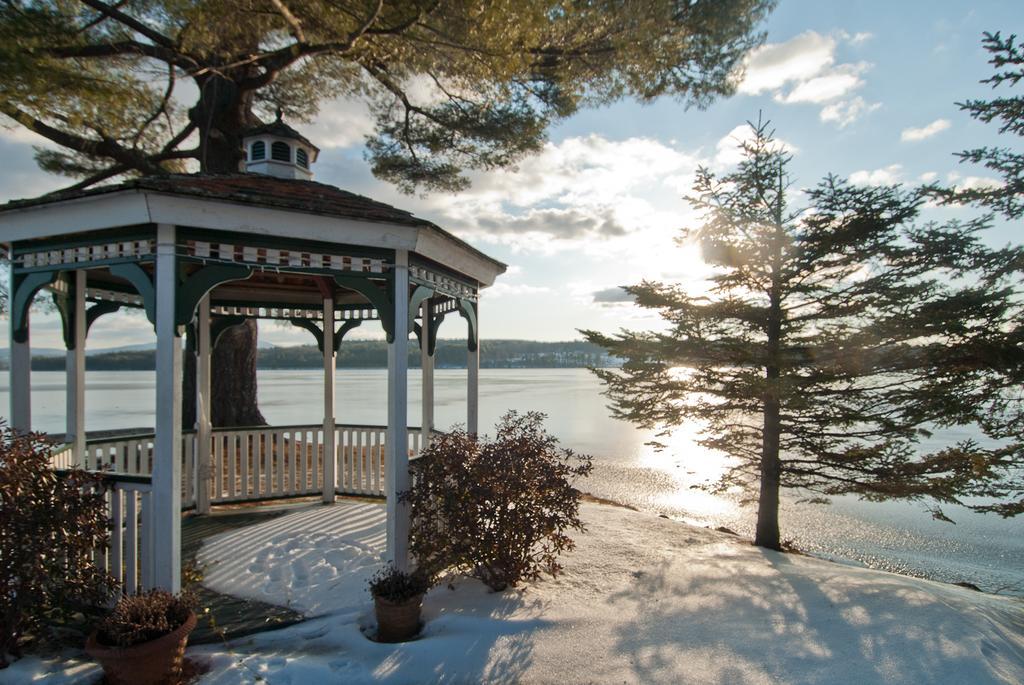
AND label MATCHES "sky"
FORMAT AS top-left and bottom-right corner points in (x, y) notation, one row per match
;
(1, 1), (1021, 350)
